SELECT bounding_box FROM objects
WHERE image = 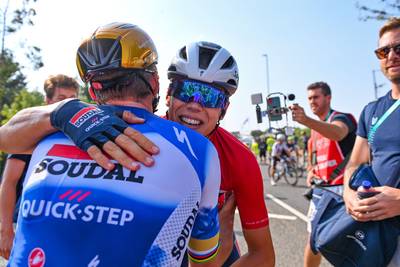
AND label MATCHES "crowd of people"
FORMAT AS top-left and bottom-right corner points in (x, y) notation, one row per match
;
(0, 16), (400, 267)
